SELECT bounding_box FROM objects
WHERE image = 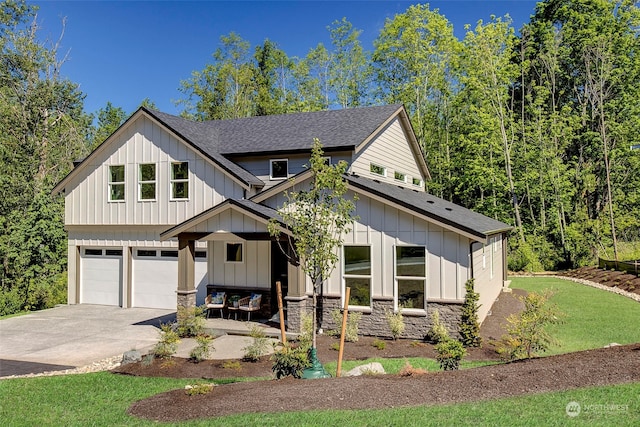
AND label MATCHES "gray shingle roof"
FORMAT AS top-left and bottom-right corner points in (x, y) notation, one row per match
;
(146, 104), (404, 185)
(346, 174), (513, 241)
